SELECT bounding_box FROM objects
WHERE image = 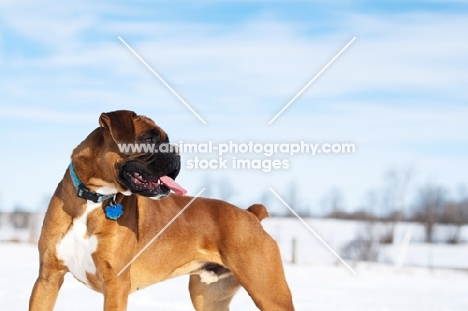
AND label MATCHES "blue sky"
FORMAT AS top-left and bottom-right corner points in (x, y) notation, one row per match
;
(0, 0), (467, 213)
